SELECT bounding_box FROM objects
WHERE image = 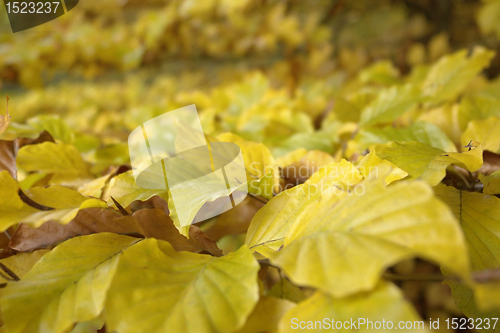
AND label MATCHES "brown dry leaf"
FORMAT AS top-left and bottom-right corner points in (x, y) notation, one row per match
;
(8, 208), (222, 256)
(477, 151), (500, 175)
(132, 209), (222, 256)
(205, 197), (265, 241)
(0, 131), (54, 180)
(8, 208), (141, 251)
(281, 150), (336, 187)
(0, 140), (15, 179)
